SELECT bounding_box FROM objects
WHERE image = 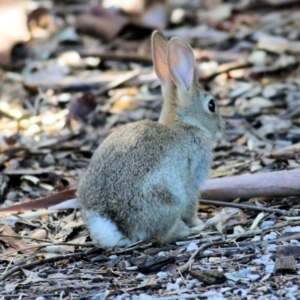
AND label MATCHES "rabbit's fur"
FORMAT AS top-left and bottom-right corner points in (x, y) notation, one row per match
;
(77, 31), (224, 248)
